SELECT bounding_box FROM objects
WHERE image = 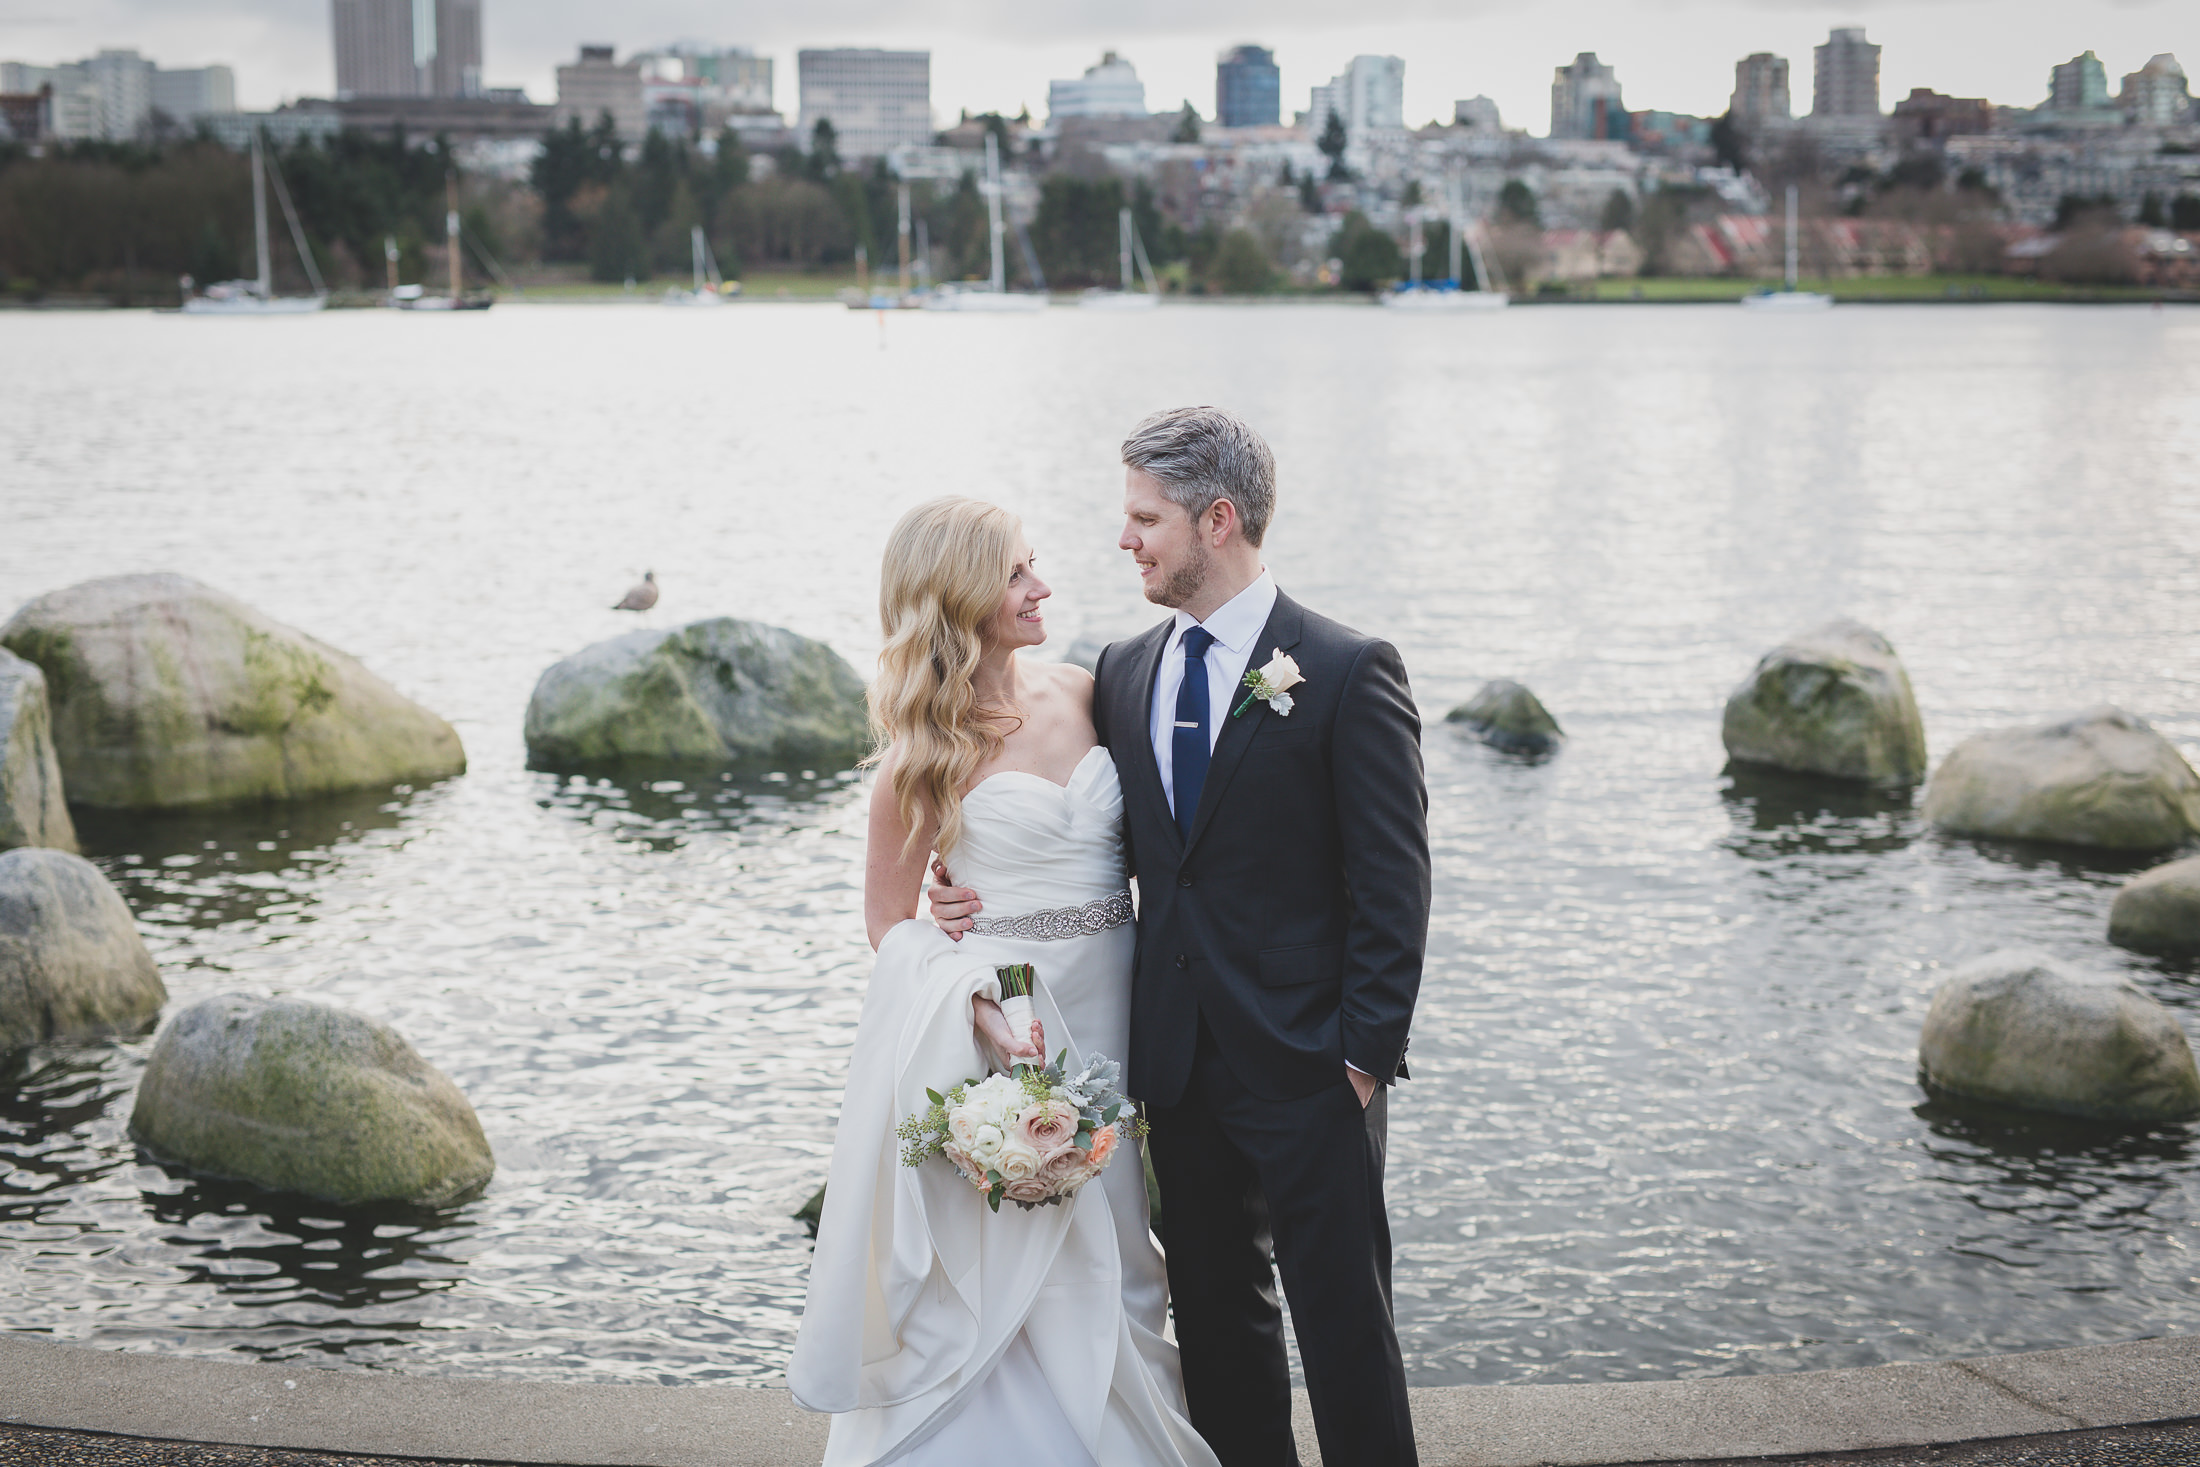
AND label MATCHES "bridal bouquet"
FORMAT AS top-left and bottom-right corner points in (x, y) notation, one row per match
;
(897, 968), (1145, 1212)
